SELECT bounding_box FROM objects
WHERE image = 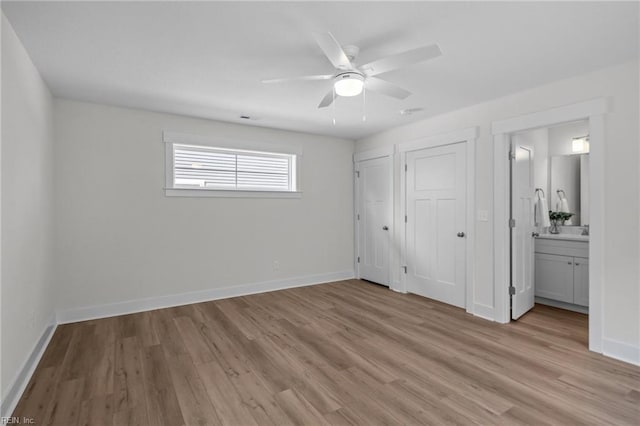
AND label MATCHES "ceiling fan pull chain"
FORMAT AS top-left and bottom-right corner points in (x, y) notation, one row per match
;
(362, 86), (367, 122)
(332, 86), (336, 125)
